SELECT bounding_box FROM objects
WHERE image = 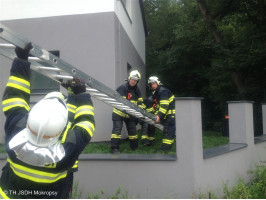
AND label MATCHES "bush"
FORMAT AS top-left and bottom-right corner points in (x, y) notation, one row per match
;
(222, 161), (266, 199)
